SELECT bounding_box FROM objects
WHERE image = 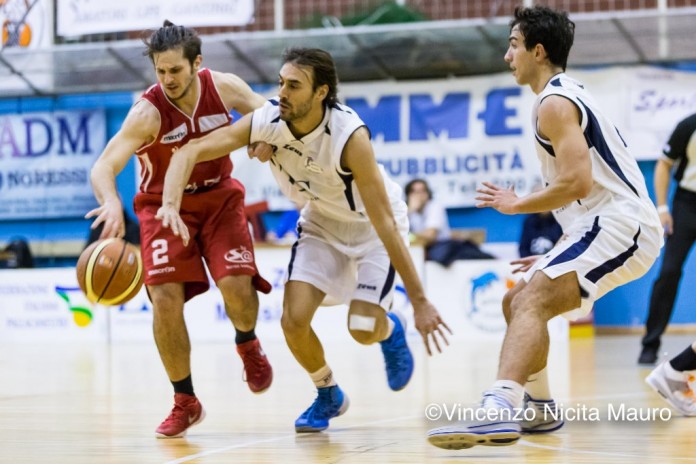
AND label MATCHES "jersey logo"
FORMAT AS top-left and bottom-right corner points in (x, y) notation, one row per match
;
(224, 246), (253, 264)
(283, 143), (303, 157)
(161, 123), (187, 144)
(198, 113), (229, 132)
(304, 157), (323, 173)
